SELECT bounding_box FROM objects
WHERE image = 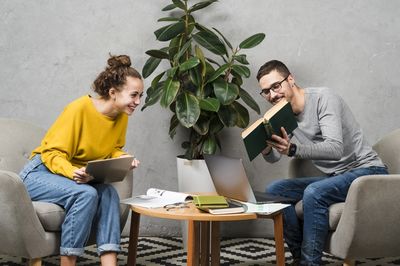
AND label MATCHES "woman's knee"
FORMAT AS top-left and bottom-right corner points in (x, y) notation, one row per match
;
(98, 184), (120, 201)
(107, 186), (119, 202)
(74, 185), (99, 205)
